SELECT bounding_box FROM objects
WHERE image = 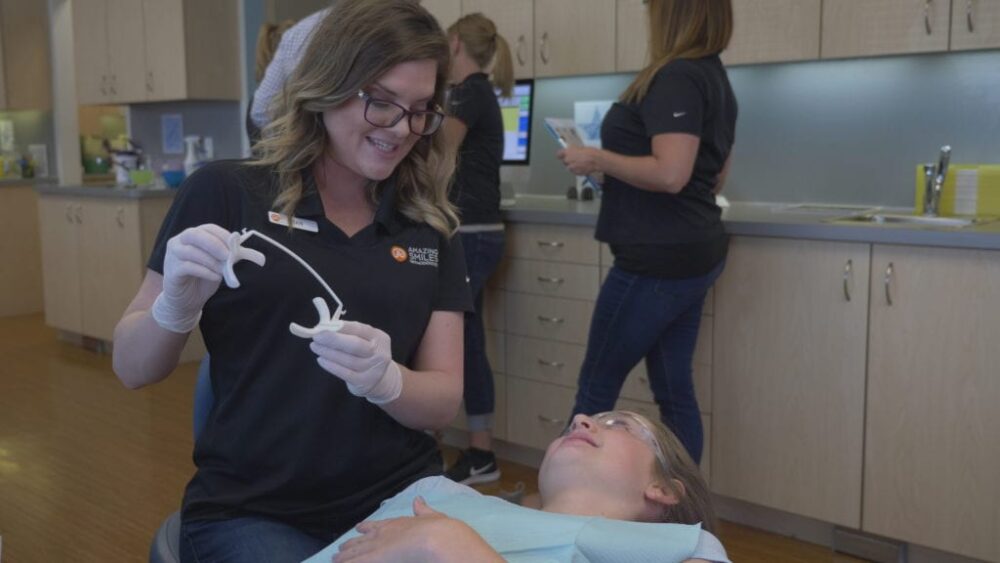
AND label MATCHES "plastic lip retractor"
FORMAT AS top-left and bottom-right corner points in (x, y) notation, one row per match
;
(223, 228), (347, 337)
